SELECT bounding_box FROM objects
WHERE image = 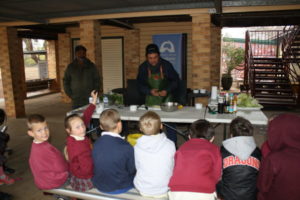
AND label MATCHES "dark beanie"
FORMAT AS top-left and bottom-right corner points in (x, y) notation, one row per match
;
(75, 45), (87, 52)
(146, 43), (160, 55)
